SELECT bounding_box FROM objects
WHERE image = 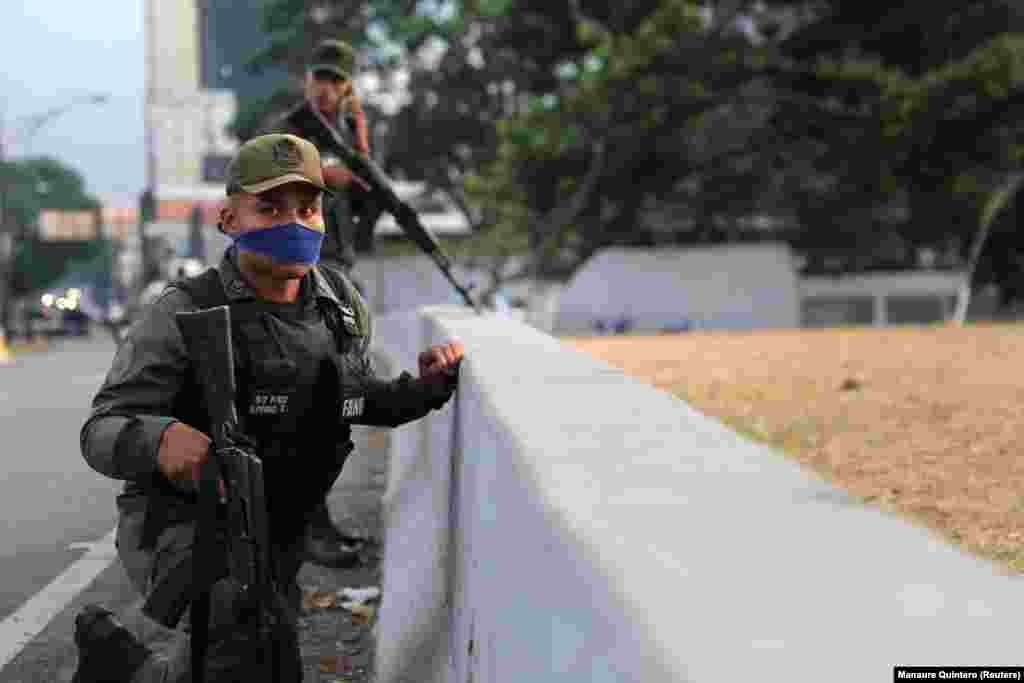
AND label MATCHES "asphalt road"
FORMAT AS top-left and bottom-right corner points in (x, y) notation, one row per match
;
(0, 335), (122, 623)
